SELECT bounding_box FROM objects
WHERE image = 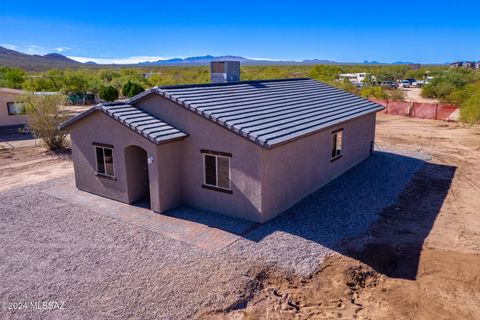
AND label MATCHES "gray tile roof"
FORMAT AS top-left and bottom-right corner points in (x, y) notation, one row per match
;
(59, 103), (187, 145)
(130, 78), (384, 148)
